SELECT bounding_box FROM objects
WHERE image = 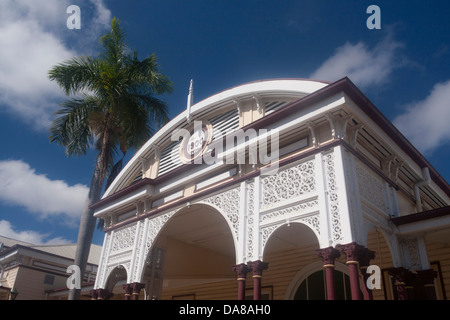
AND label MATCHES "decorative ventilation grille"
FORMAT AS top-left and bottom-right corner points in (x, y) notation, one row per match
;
(158, 140), (183, 176)
(131, 172), (143, 183)
(209, 108), (239, 140)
